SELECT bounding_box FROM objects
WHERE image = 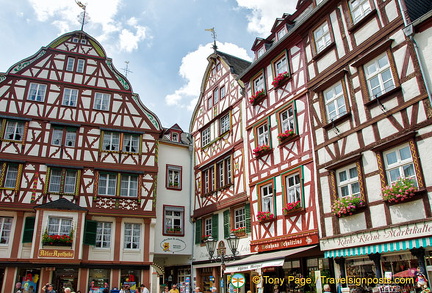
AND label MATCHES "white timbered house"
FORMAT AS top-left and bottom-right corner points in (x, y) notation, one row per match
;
(235, 4), (324, 293)
(305, 0), (432, 287)
(190, 49), (251, 292)
(0, 31), (162, 293)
